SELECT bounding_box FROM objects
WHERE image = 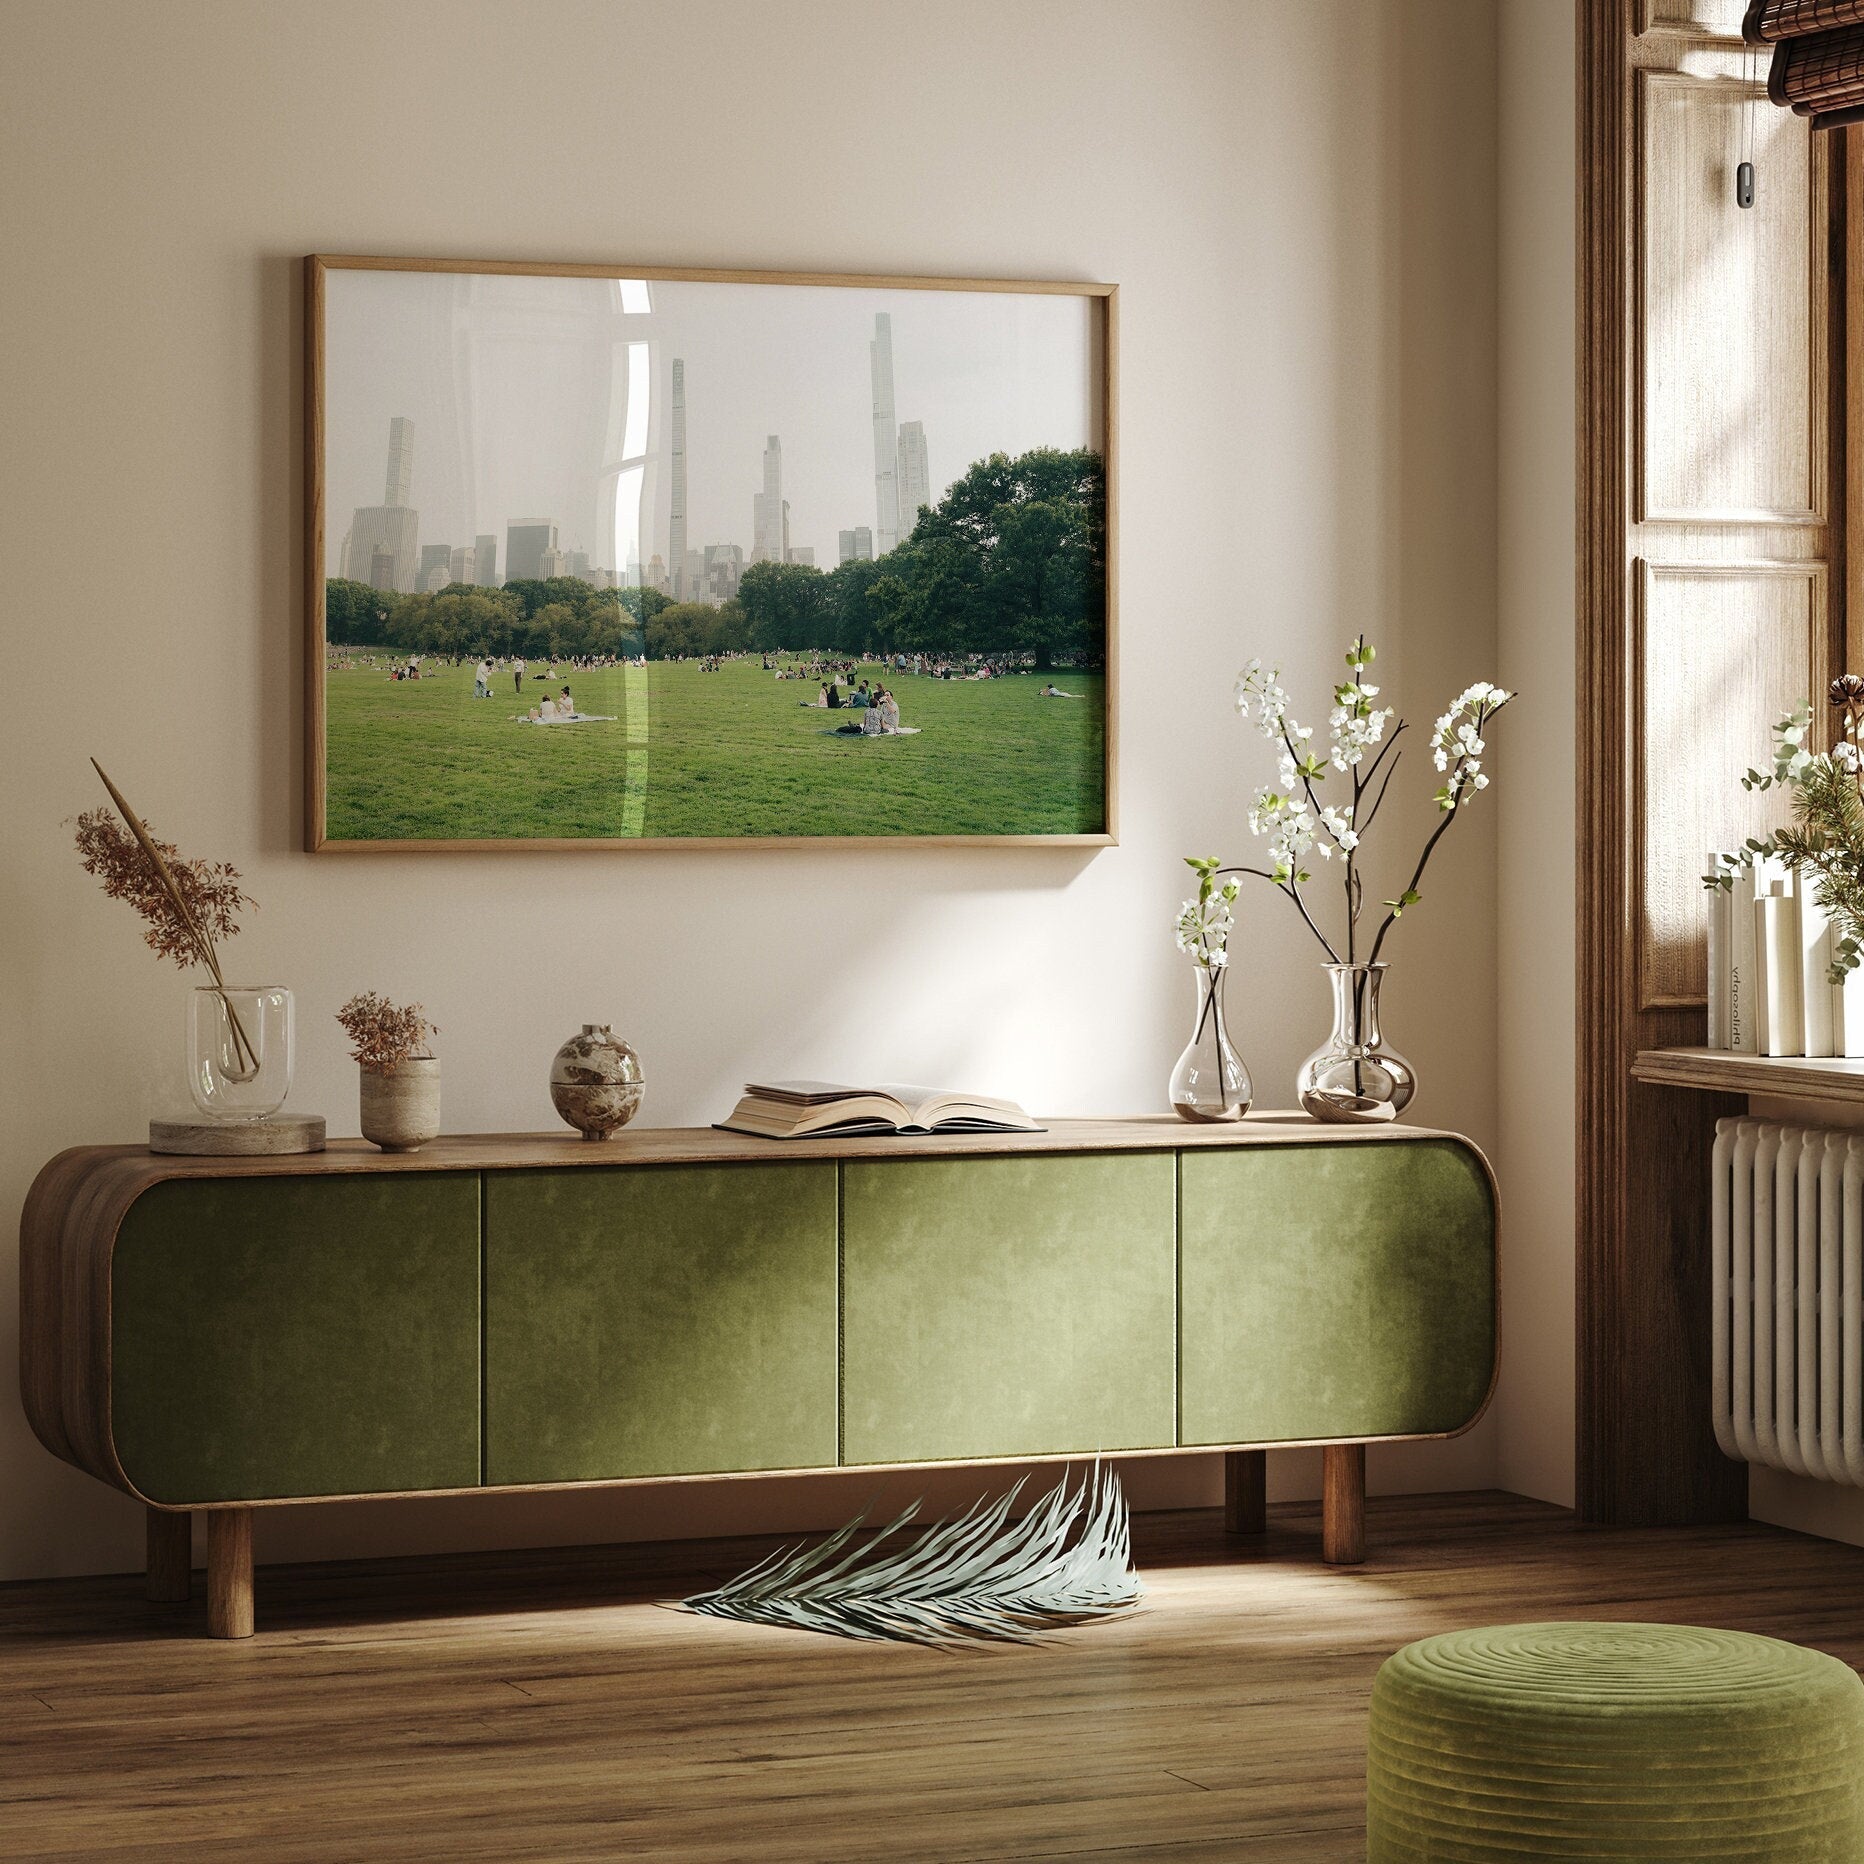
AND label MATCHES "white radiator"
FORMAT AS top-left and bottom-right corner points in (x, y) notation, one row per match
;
(1714, 1118), (1864, 1484)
